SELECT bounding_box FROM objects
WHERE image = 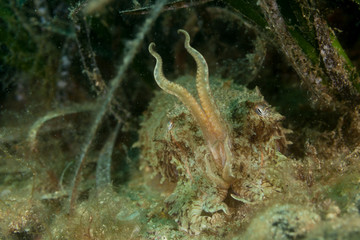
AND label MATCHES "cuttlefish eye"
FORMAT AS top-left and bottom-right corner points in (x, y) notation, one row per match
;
(254, 104), (269, 117)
